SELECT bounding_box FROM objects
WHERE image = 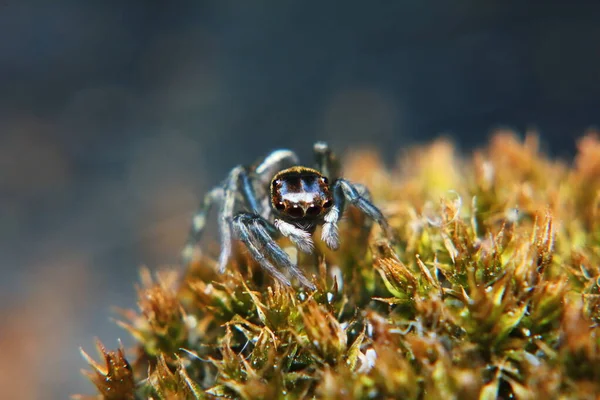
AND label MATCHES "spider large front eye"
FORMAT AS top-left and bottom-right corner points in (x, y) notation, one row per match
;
(321, 177), (329, 184)
(323, 199), (333, 209)
(275, 201), (285, 211)
(306, 205), (321, 217)
(288, 205), (304, 218)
